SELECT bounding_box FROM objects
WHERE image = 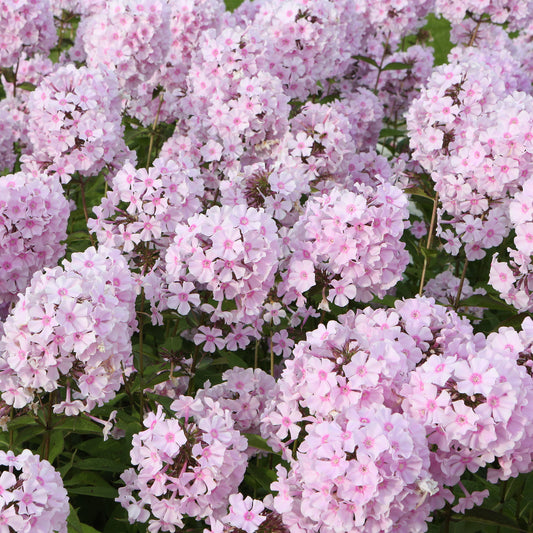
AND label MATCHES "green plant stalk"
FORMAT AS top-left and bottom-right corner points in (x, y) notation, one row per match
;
(419, 192), (439, 295)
